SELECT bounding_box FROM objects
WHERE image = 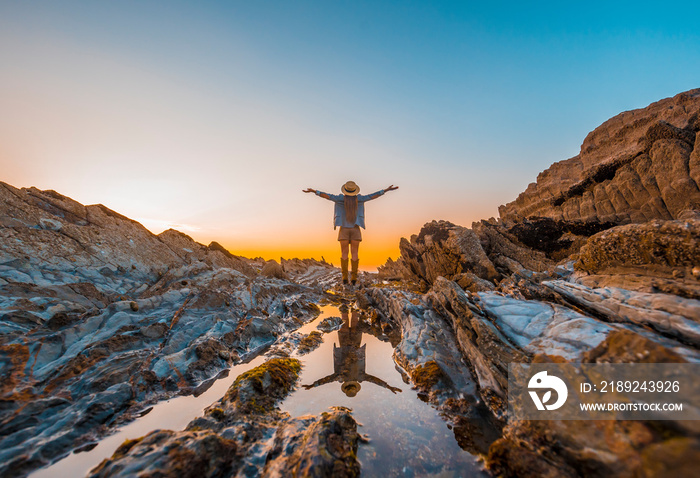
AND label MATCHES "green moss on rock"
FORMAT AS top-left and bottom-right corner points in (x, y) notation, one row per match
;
(411, 360), (446, 391)
(225, 358), (302, 413)
(298, 331), (324, 355)
(112, 437), (144, 459)
(207, 407), (225, 421)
